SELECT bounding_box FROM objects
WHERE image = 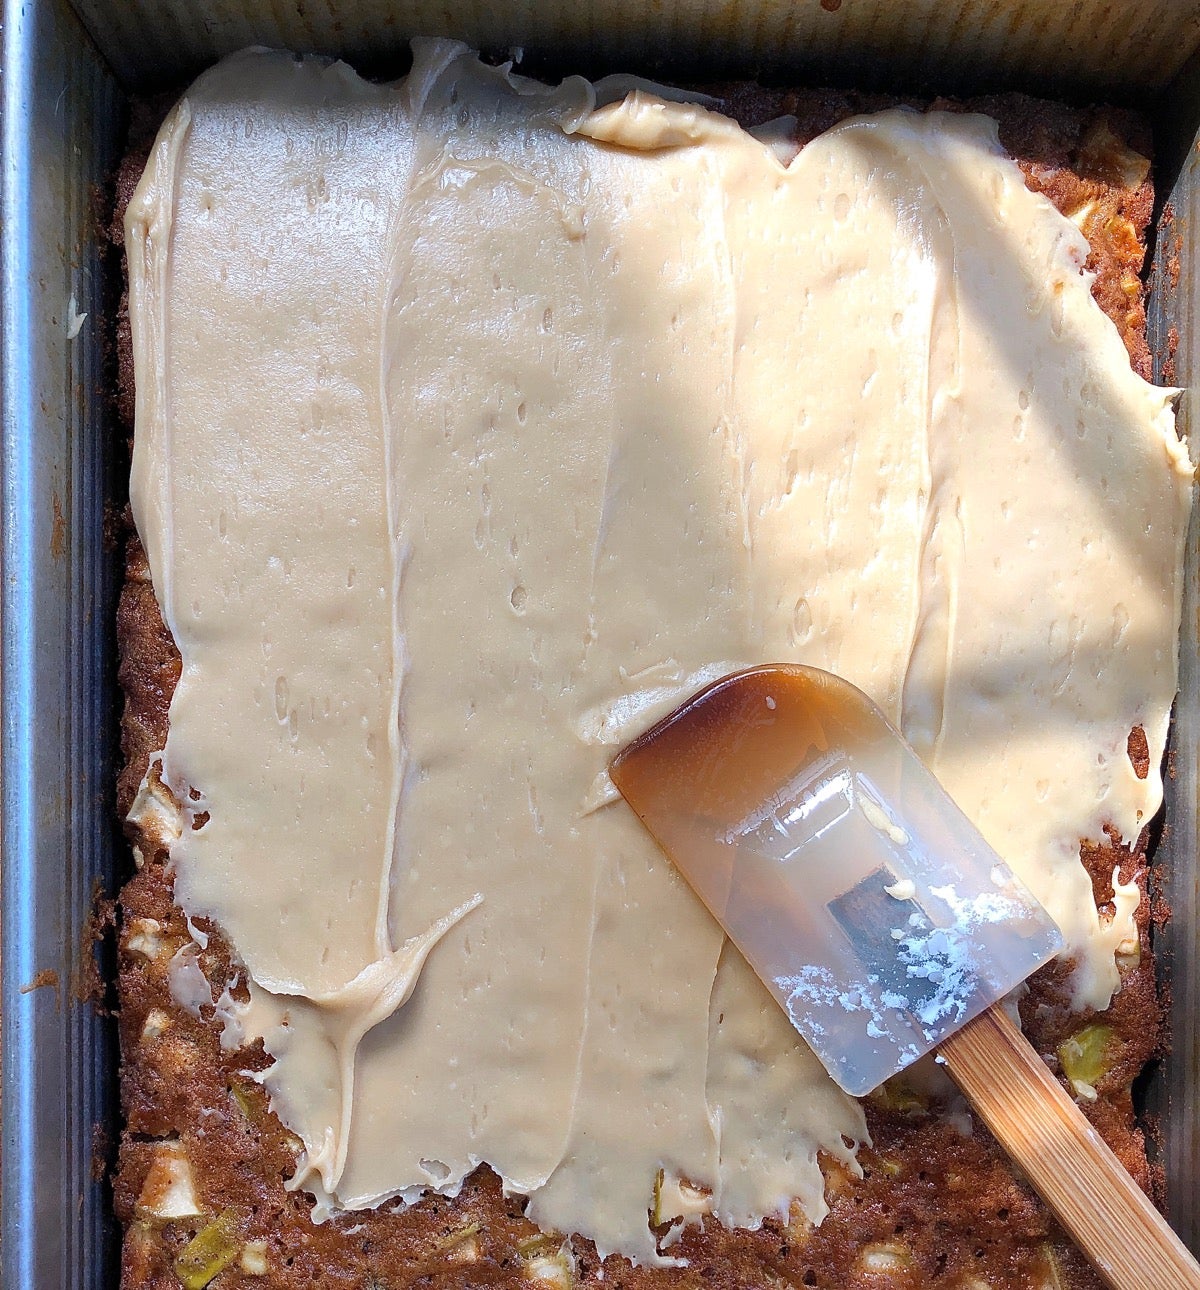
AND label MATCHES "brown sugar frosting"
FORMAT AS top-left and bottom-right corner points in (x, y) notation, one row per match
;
(125, 39), (1191, 1265)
